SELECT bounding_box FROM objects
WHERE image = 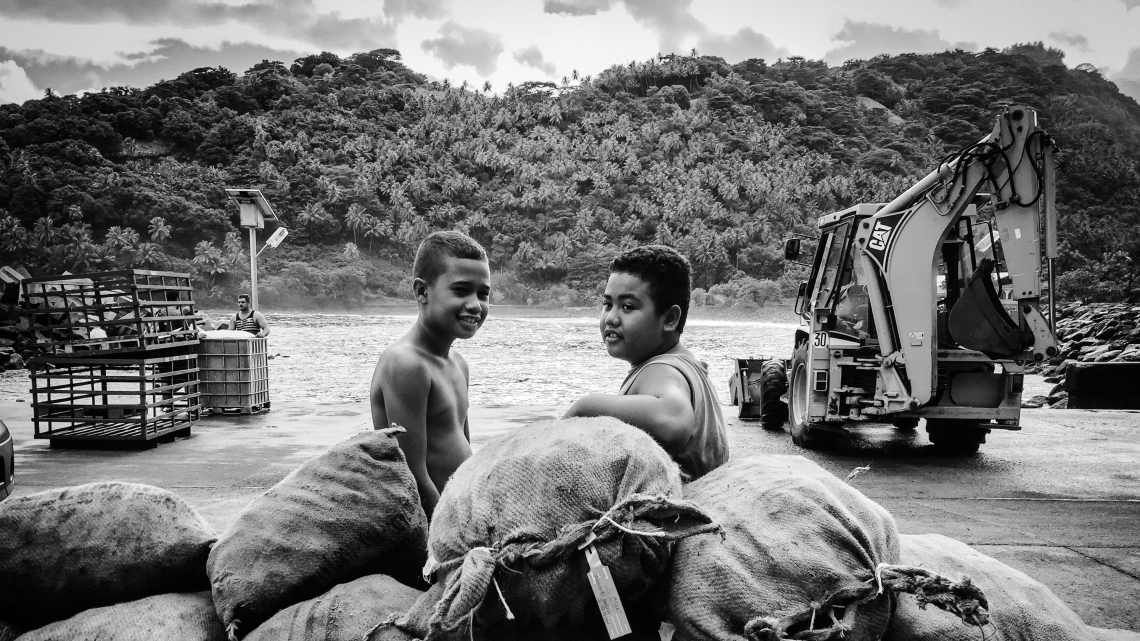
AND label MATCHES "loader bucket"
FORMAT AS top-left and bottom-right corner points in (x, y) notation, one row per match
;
(947, 258), (1033, 357)
(943, 255), (1035, 353)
